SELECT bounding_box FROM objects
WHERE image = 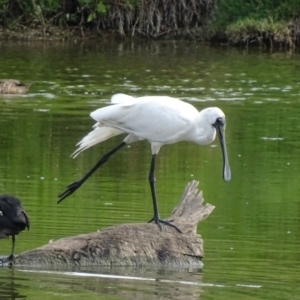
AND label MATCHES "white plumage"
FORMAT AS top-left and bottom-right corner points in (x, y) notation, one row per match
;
(59, 93), (231, 232)
(73, 94), (227, 157)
